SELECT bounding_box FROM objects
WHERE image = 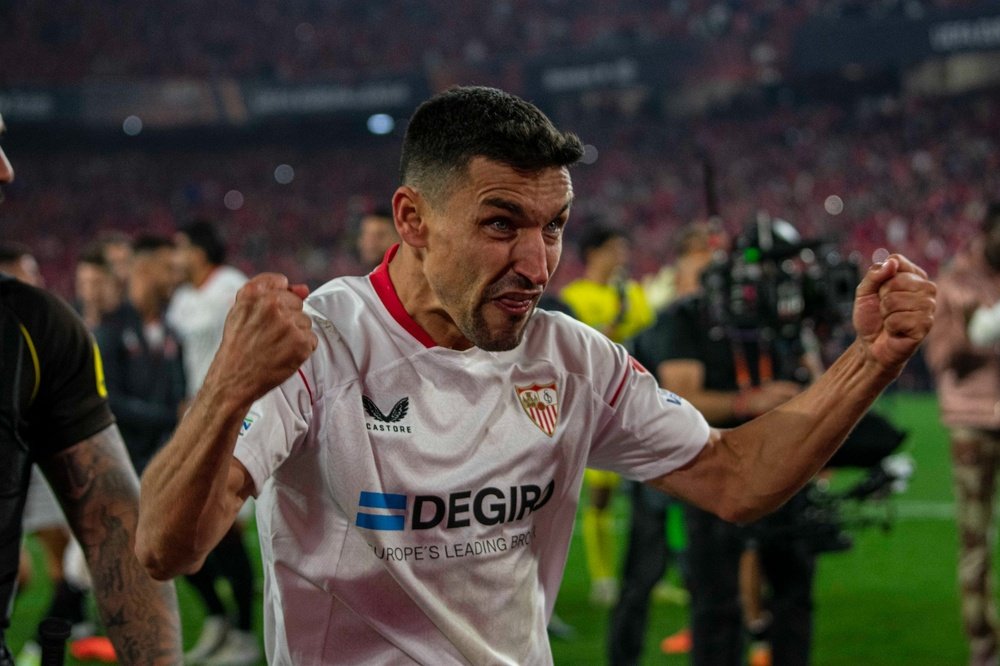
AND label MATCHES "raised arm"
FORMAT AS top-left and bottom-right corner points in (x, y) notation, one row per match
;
(136, 273), (316, 579)
(651, 254), (936, 522)
(40, 425), (181, 665)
